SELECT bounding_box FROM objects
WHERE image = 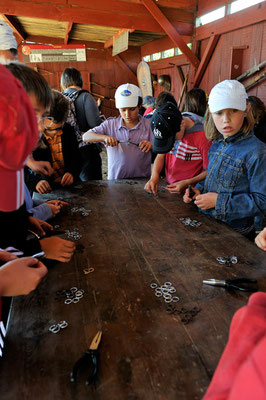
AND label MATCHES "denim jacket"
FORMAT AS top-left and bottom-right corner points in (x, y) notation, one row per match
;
(196, 131), (266, 231)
